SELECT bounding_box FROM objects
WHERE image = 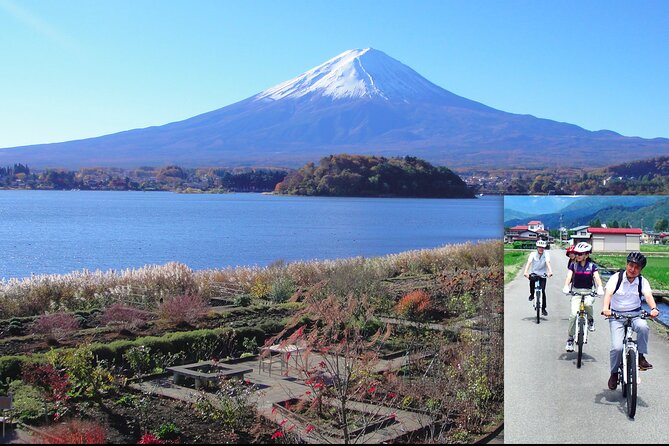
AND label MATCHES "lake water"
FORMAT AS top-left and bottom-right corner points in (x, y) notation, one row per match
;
(0, 191), (502, 280)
